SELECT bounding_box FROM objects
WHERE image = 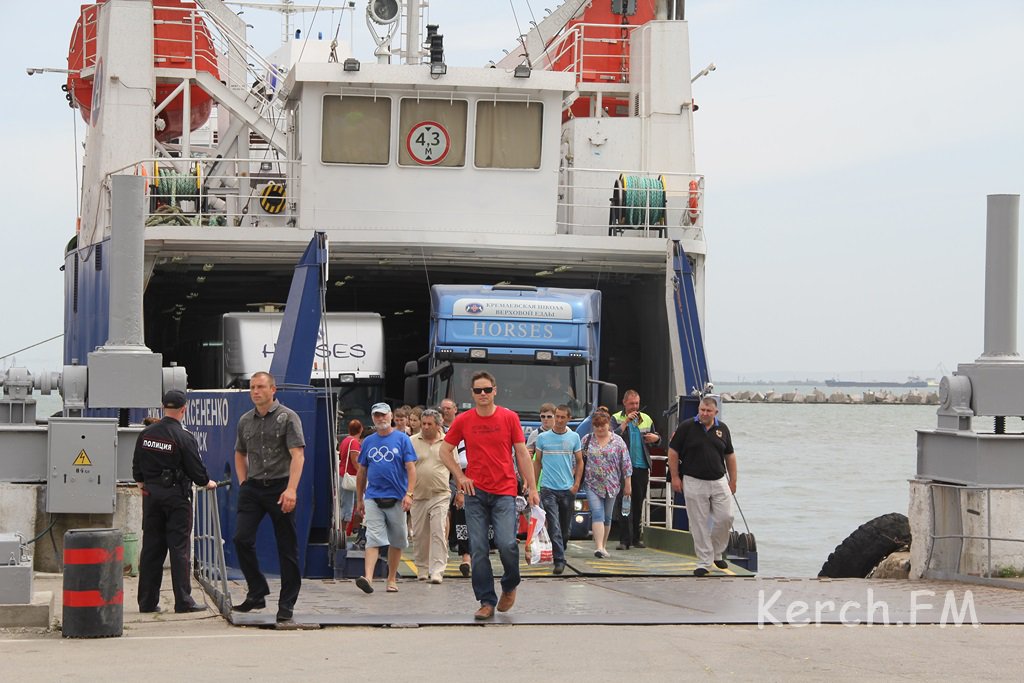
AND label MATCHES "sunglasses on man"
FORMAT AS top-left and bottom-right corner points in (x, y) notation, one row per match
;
(471, 386), (495, 394)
